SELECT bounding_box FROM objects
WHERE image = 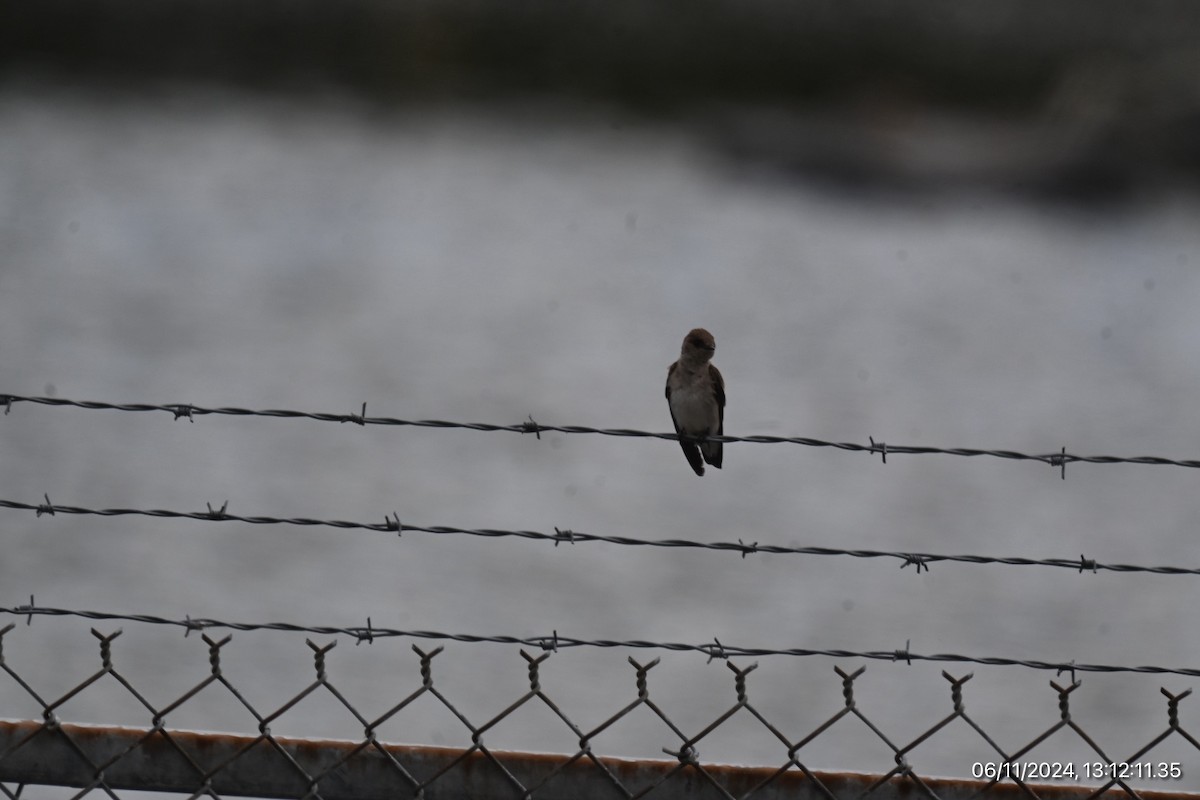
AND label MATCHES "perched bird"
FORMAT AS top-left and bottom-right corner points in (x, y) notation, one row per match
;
(665, 328), (725, 476)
